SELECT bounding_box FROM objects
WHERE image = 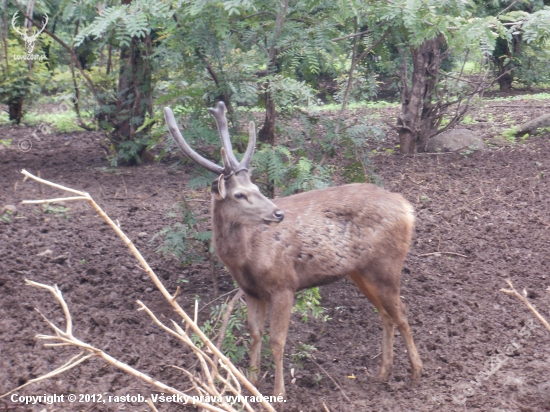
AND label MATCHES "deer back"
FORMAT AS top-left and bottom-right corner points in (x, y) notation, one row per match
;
(213, 182), (414, 300)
